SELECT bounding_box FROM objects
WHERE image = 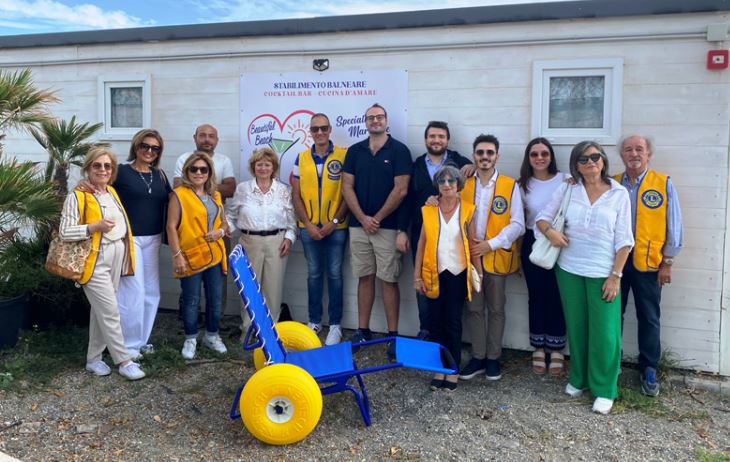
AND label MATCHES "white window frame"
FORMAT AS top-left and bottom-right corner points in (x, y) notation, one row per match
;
(531, 58), (623, 146)
(97, 74), (151, 140)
